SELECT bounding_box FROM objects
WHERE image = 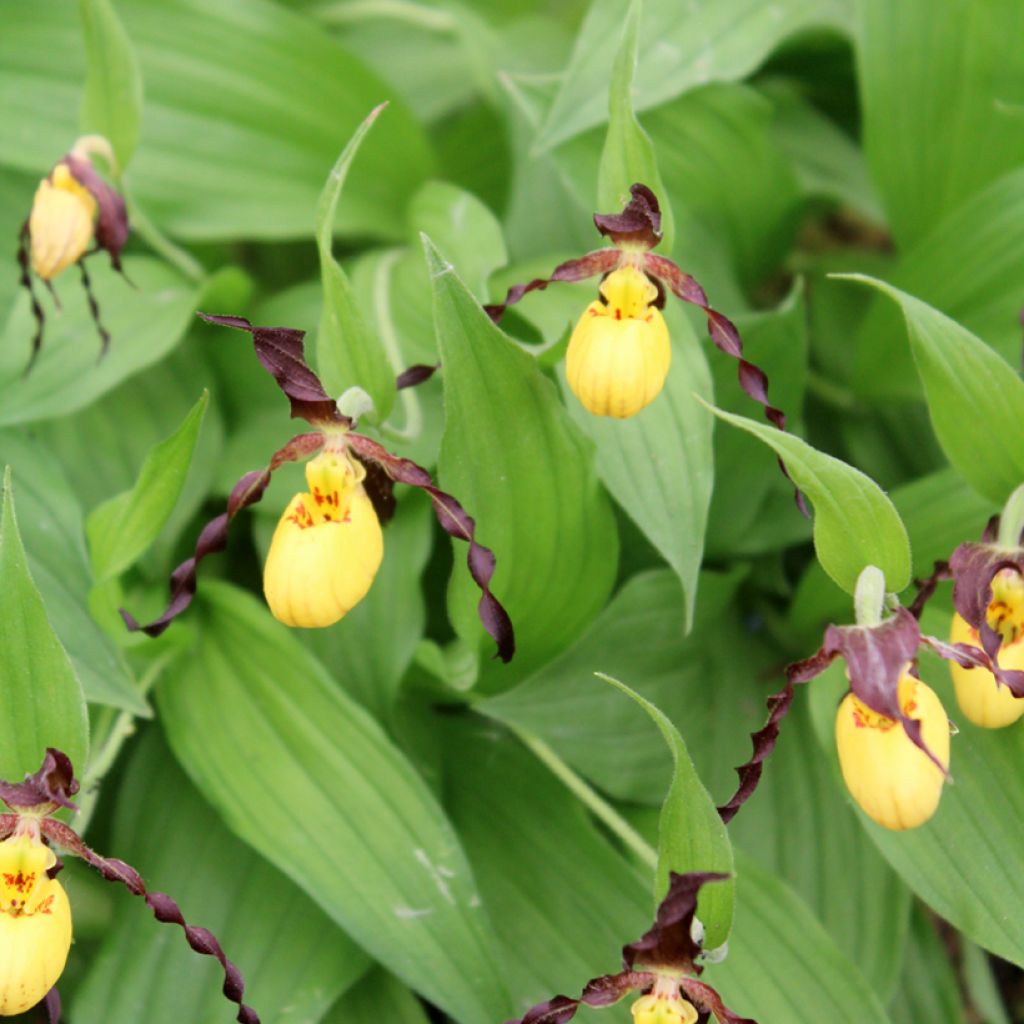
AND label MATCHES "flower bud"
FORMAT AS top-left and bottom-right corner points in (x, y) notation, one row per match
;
(263, 450), (383, 628)
(630, 991), (698, 1024)
(0, 833), (72, 1015)
(566, 264), (671, 418)
(28, 163), (98, 281)
(950, 609), (1024, 728)
(835, 673), (949, 830)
